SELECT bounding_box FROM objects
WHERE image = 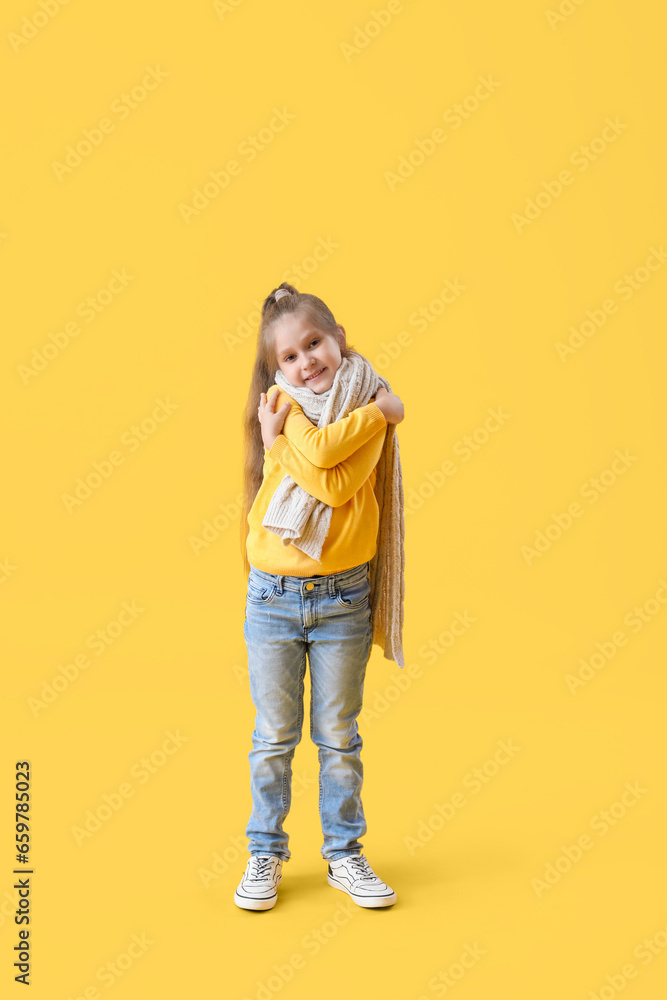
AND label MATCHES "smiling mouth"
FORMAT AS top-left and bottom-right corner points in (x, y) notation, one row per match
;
(305, 368), (326, 381)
